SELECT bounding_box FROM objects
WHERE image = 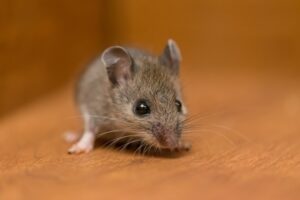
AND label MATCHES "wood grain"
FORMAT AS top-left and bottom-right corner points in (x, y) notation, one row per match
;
(1, 0), (300, 199)
(0, 68), (299, 200)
